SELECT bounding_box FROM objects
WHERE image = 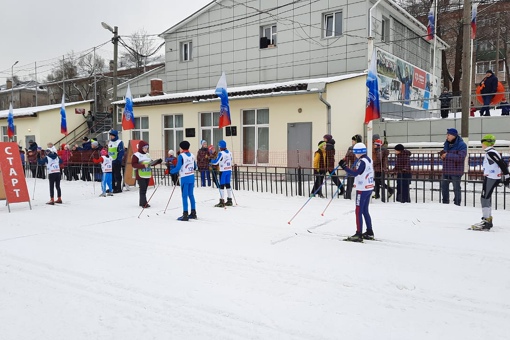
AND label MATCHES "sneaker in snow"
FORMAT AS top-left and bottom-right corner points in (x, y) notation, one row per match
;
(99, 193), (107, 197)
